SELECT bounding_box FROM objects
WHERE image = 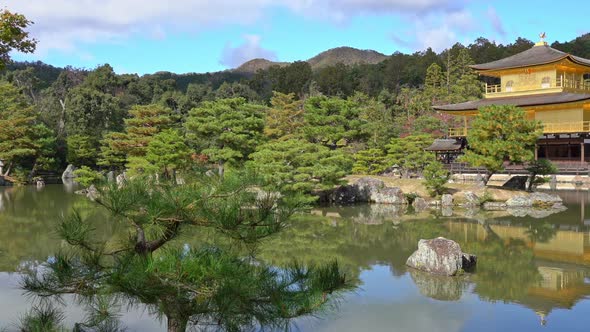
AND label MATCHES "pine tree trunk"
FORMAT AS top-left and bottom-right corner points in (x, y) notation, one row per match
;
(218, 160), (224, 178)
(526, 172), (536, 192)
(483, 171), (493, 186)
(167, 317), (187, 332)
